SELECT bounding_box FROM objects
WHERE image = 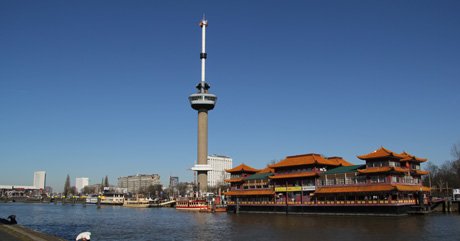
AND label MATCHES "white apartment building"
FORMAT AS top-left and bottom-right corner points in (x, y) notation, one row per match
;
(207, 155), (232, 187)
(76, 177), (89, 193)
(33, 171), (46, 189)
(117, 174), (161, 193)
